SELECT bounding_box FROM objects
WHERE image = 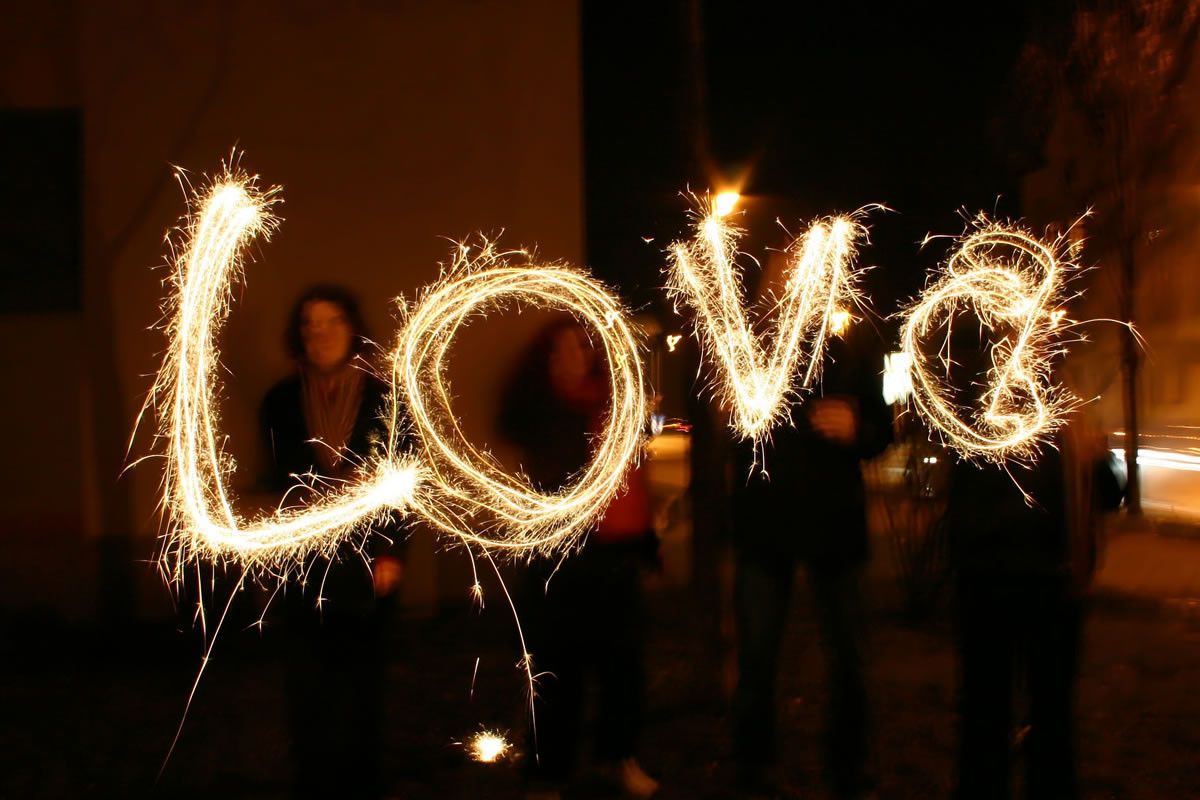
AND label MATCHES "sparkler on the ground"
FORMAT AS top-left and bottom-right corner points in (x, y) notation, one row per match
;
(467, 730), (511, 763)
(898, 218), (1078, 463)
(150, 168), (646, 581)
(666, 195), (867, 442)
